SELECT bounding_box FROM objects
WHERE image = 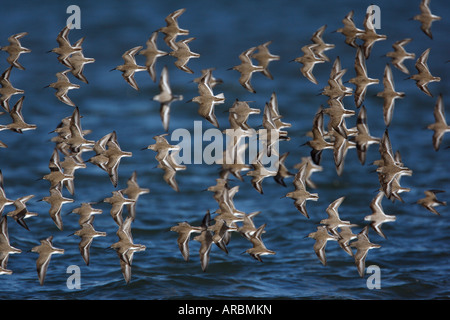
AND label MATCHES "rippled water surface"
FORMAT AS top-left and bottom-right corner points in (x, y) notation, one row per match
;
(0, 0), (449, 300)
